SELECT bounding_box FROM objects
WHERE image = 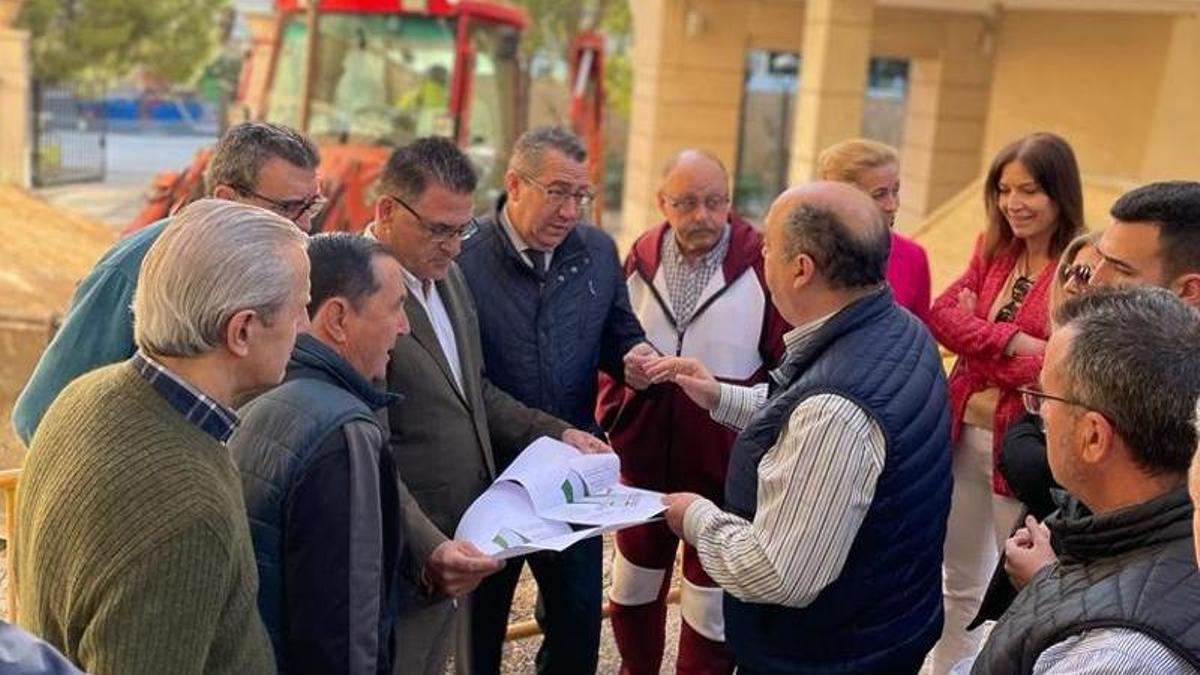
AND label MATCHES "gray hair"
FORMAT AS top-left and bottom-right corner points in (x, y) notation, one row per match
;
(1054, 286), (1200, 475)
(134, 199), (309, 357)
(204, 121), (320, 194)
(508, 126), (587, 177)
(379, 136), (478, 201)
(781, 203), (890, 290)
